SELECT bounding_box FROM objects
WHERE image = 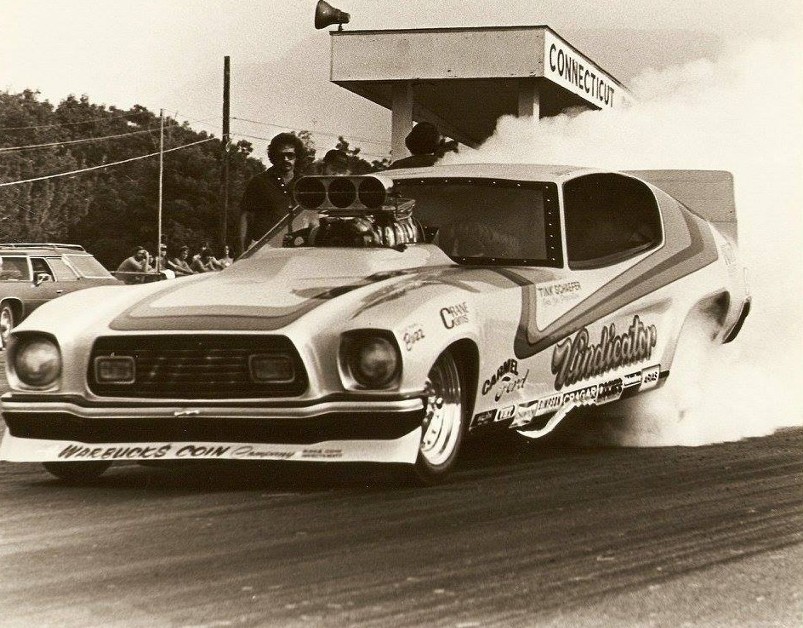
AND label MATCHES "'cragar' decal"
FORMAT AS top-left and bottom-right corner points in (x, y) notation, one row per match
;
(551, 315), (657, 390)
